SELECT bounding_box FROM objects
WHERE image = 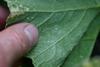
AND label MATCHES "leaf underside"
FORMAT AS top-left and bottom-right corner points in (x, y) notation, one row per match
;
(6, 0), (100, 67)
